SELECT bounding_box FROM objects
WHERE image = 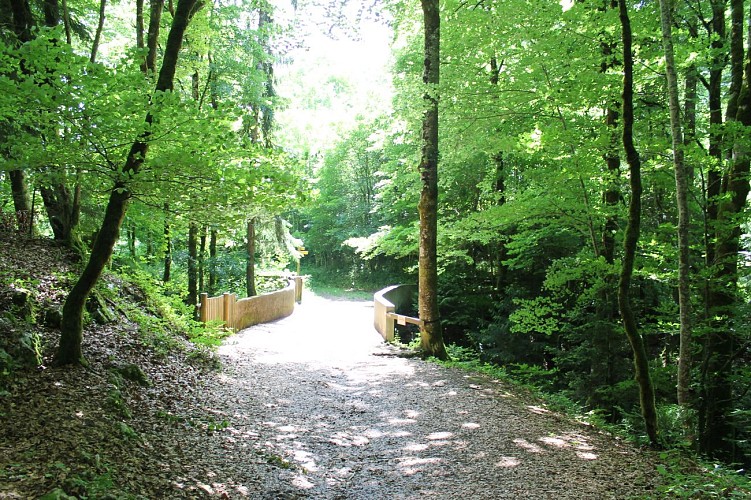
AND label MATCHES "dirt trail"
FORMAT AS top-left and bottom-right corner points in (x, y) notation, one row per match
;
(188, 292), (659, 499)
